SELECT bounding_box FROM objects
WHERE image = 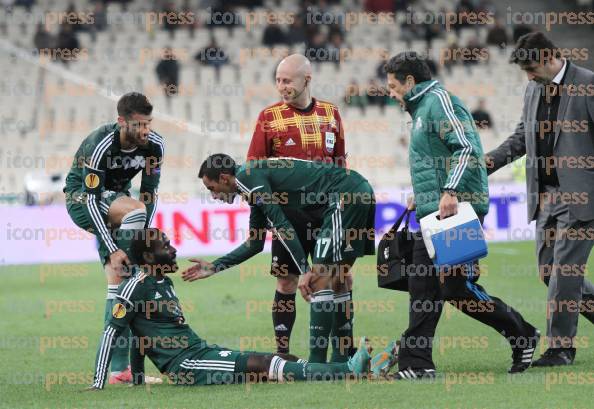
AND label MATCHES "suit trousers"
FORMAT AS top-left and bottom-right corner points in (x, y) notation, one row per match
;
(536, 185), (594, 348)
